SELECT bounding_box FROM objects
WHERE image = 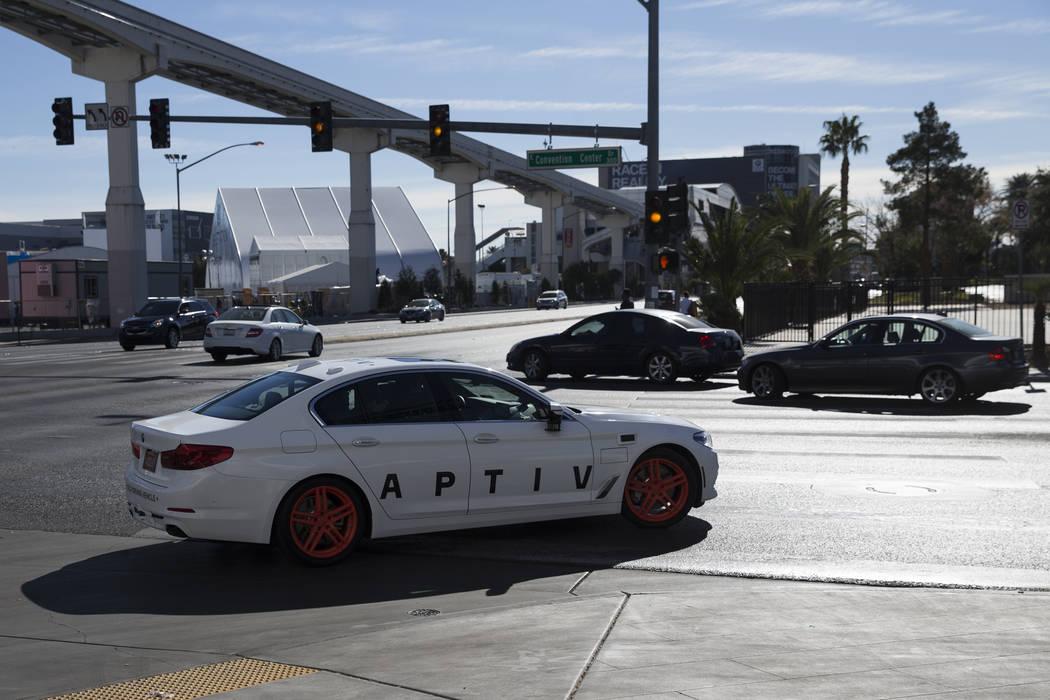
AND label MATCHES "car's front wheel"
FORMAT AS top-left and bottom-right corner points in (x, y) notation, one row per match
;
(646, 352), (677, 384)
(749, 363), (784, 400)
(120, 343), (135, 352)
(522, 349), (549, 381)
(919, 367), (959, 405)
(164, 327), (180, 349)
(276, 478), (365, 566)
(621, 448), (697, 528)
(309, 334), (323, 357)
